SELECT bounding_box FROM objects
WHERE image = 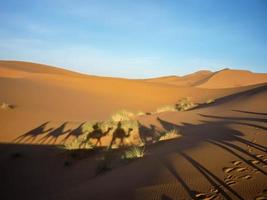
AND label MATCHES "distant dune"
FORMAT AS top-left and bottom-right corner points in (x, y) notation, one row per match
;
(146, 68), (267, 88)
(145, 70), (213, 87)
(198, 68), (267, 88)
